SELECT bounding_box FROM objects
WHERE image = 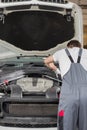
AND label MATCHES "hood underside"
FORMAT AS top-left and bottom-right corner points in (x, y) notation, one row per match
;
(0, 10), (74, 51)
